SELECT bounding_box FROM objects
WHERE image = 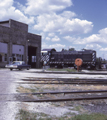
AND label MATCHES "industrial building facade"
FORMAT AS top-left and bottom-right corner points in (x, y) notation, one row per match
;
(0, 19), (41, 68)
